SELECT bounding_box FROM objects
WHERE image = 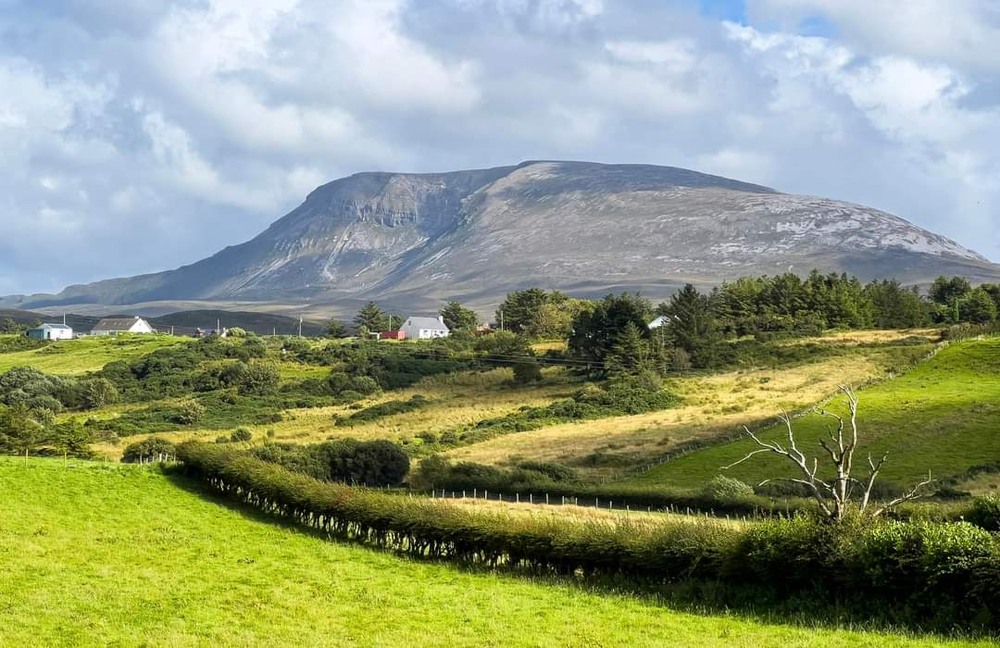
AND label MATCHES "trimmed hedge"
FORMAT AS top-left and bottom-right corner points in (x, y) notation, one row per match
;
(177, 442), (1000, 631)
